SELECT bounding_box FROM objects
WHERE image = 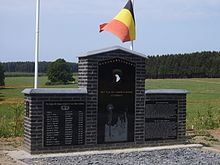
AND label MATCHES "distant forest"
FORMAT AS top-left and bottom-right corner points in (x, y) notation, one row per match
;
(146, 51), (220, 78)
(2, 61), (78, 74)
(2, 51), (220, 78)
